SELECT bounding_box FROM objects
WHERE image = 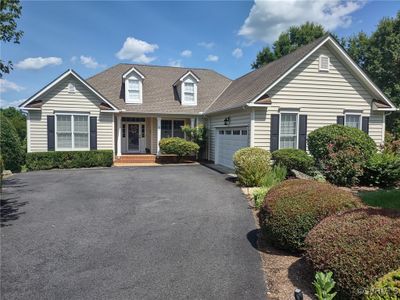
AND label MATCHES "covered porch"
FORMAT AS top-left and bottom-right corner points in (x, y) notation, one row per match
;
(115, 114), (198, 157)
